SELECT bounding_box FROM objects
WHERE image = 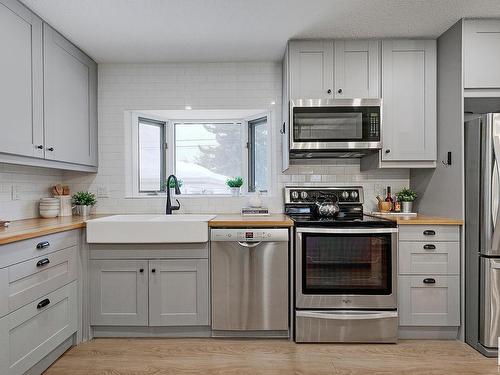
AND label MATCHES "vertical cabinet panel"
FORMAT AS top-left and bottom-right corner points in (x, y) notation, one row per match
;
(90, 260), (149, 326)
(381, 40), (436, 161)
(0, 0), (43, 158)
(464, 19), (500, 89)
(289, 40), (334, 99)
(281, 45), (290, 172)
(334, 40), (380, 98)
(149, 259), (209, 326)
(43, 24), (98, 166)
